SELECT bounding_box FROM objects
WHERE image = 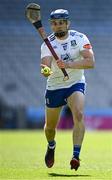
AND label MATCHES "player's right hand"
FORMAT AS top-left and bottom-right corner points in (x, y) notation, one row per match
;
(40, 64), (53, 77)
